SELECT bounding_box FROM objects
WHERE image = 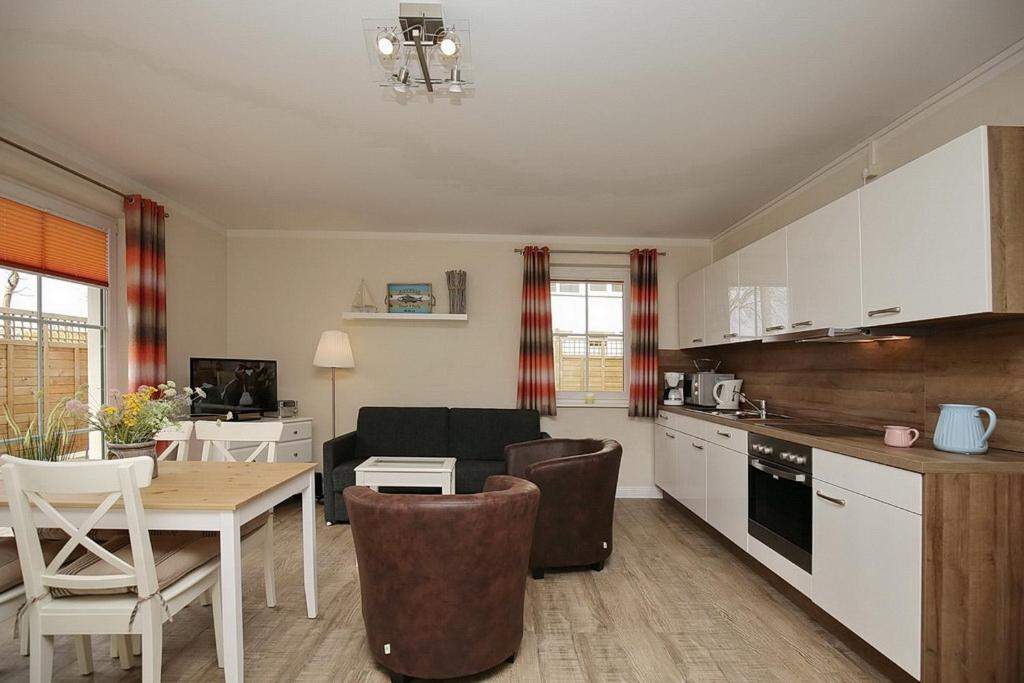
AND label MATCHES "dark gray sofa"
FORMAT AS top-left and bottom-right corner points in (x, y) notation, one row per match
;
(322, 407), (547, 524)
